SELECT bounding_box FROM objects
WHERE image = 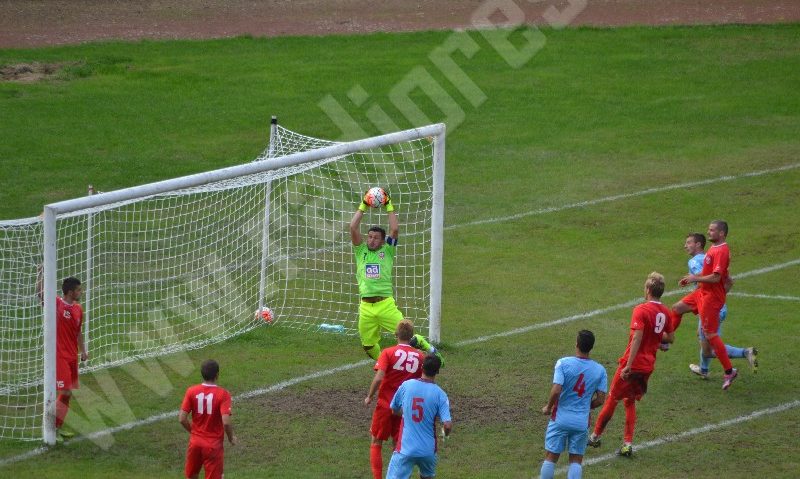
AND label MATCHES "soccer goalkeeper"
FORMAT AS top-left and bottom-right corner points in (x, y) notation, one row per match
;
(349, 189), (440, 362)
